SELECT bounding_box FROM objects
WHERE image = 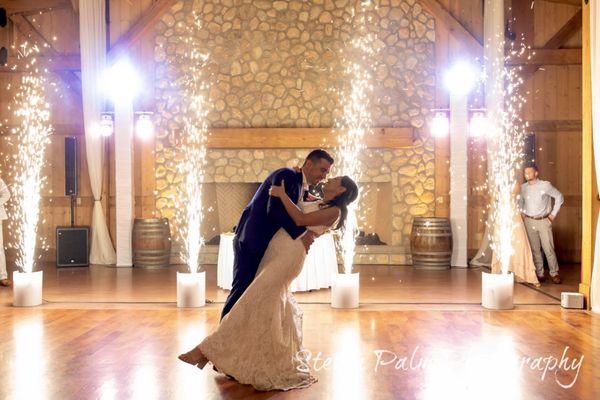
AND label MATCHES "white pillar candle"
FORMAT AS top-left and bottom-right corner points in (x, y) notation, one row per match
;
(331, 272), (360, 309)
(177, 271), (205, 308)
(481, 271), (514, 310)
(13, 271), (43, 307)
